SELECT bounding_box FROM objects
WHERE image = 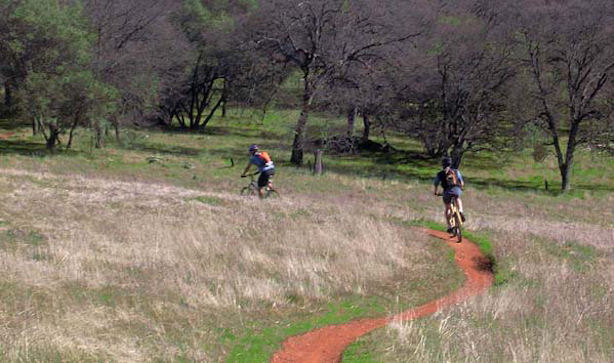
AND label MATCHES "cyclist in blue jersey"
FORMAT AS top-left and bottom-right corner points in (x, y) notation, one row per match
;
(433, 156), (466, 233)
(241, 144), (276, 199)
